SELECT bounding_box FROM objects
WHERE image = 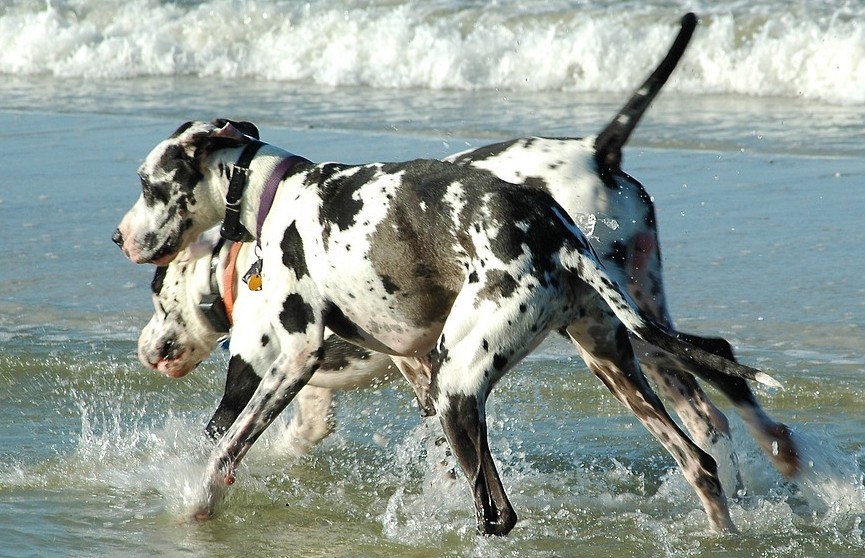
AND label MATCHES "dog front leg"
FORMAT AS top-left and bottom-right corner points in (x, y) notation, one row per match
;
(205, 354), (262, 440)
(282, 385), (335, 455)
(193, 342), (323, 520)
(567, 321), (736, 533)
